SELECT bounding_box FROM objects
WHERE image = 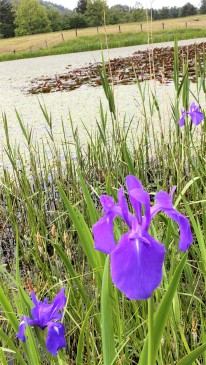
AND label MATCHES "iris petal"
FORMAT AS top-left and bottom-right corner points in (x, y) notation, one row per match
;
(16, 316), (27, 342)
(151, 190), (193, 251)
(189, 102), (196, 112)
(31, 302), (54, 328)
(93, 215), (116, 254)
(126, 175), (143, 191)
(153, 190), (173, 208)
(189, 111), (204, 125)
(129, 188), (151, 230)
(16, 316), (39, 341)
(163, 209), (193, 251)
(31, 291), (39, 307)
(100, 195), (115, 214)
(126, 175), (143, 222)
(111, 232), (166, 300)
(46, 288), (66, 321)
(93, 192), (124, 254)
(46, 323), (67, 356)
(178, 114), (186, 126)
(117, 187), (133, 228)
